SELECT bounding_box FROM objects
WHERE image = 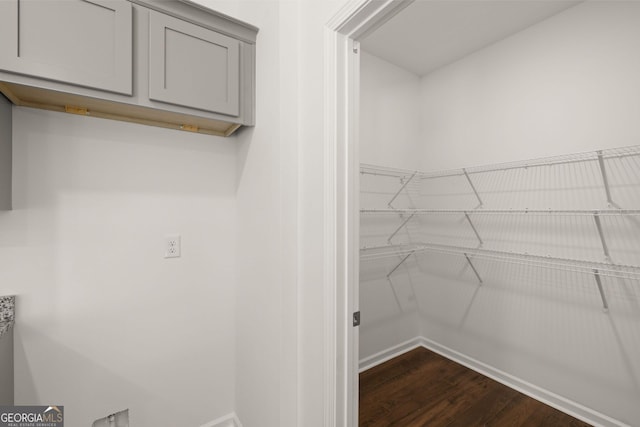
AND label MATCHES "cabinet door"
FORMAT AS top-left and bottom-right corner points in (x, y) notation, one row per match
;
(148, 11), (240, 117)
(0, 0), (132, 95)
